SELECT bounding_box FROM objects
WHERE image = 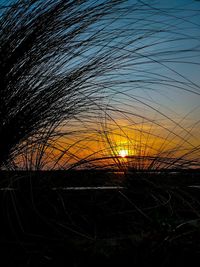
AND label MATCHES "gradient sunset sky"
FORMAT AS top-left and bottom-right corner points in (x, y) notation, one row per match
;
(1, 0), (199, 169)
